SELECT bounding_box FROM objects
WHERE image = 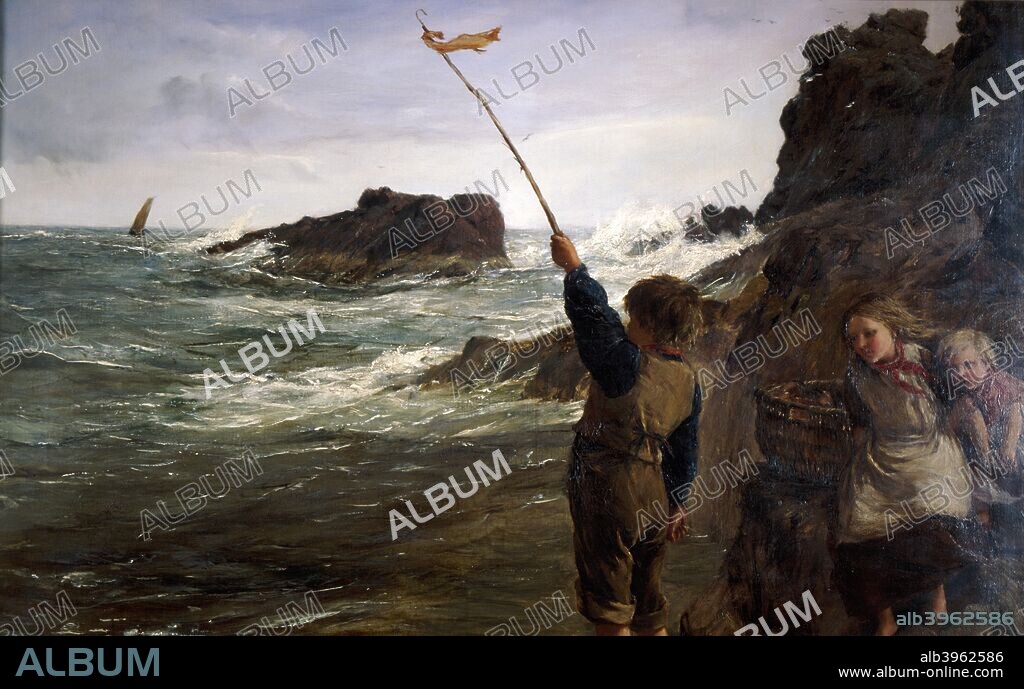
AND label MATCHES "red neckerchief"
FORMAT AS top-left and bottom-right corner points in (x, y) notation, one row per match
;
(642, 343), (684, 359)
(868, 339), (932, 396)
